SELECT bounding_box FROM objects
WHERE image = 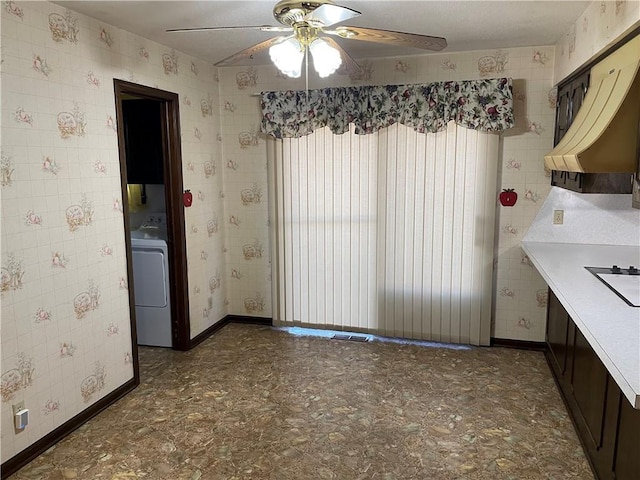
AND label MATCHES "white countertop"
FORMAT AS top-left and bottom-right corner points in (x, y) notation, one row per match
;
(522, 241), (640, 408)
